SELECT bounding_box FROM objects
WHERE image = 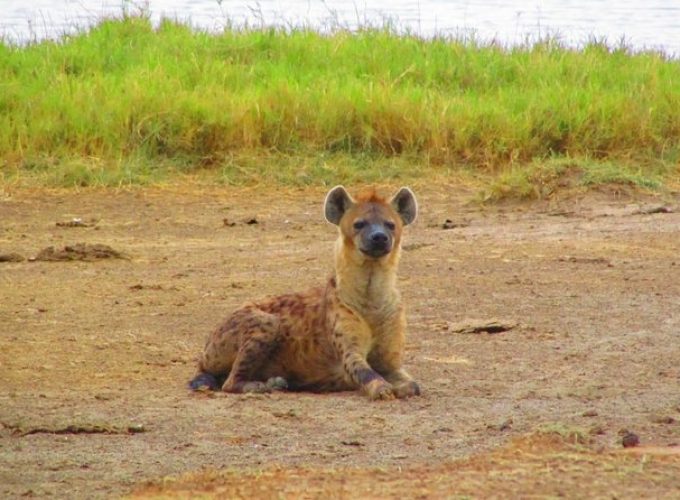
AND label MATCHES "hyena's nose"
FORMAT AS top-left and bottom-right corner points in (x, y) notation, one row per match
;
(371, 231), (388, 245)
(362, 229), (391, 257)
